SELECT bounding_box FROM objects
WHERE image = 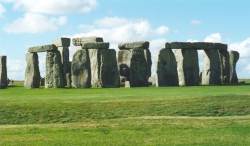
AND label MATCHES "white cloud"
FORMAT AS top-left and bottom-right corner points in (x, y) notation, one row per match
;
(1, 0), (97, 15)
(229, 38), (250, 58)
(0, 3), (5, 15)
(155, 26), (169, 35)
(204, 33), (222, 42)
(5, 13), (67, 33)
(7, 59), (25, 80)
(191, 19), (202, 25)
